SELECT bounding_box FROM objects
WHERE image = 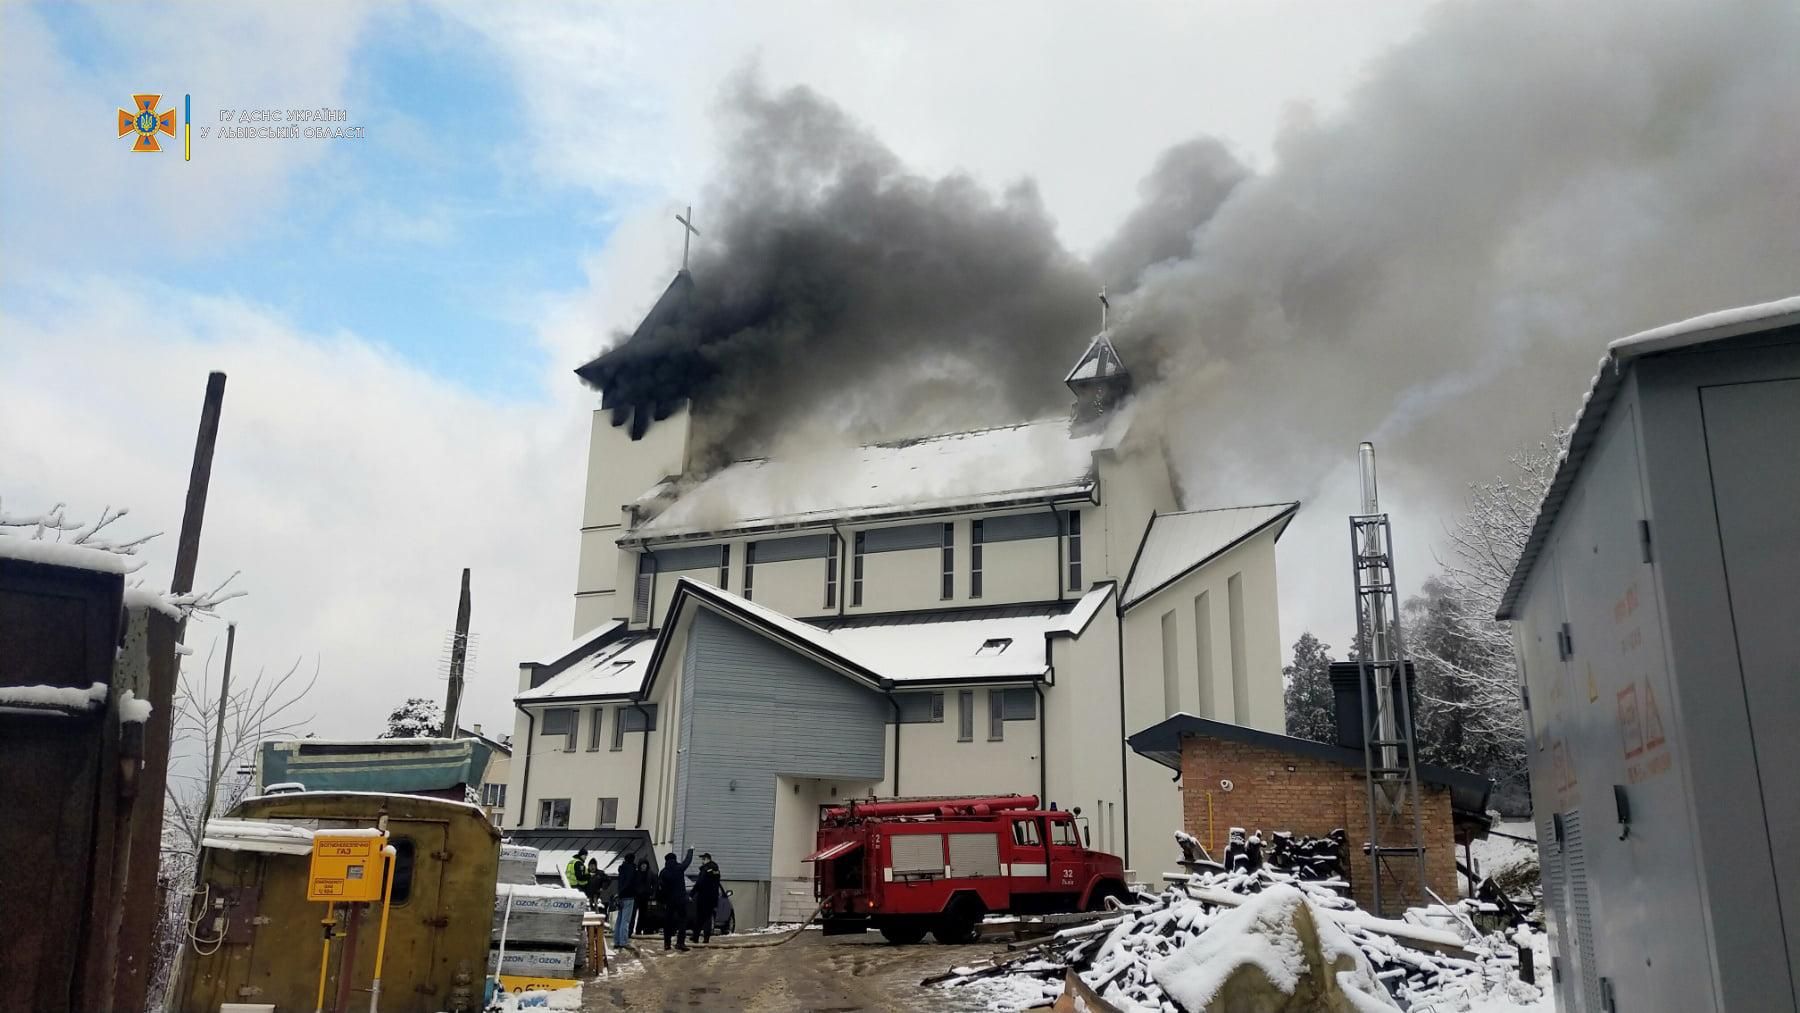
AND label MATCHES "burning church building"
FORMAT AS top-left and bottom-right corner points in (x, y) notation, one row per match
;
(505, 250), (1301, 926)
